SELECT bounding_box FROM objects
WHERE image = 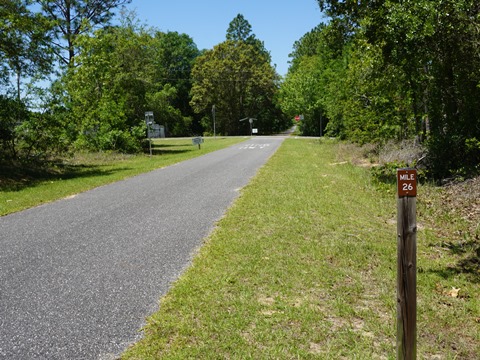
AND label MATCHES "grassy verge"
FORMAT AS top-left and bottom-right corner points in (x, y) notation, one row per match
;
(122, 138), (479, 359)
(0, 137), (245, 216)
